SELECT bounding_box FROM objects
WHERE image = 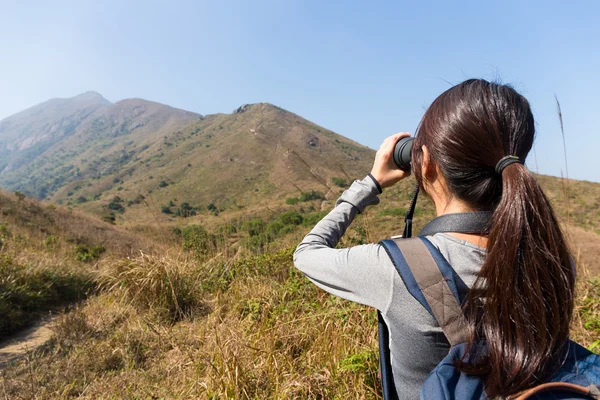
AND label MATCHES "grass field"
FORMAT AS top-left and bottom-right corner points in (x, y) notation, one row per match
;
(0, 174), (599, 399)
